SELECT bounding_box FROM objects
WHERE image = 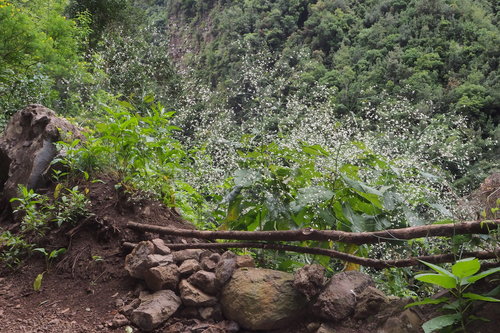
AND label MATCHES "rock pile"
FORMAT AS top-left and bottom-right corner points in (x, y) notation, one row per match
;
(121, 239), (423, 332)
